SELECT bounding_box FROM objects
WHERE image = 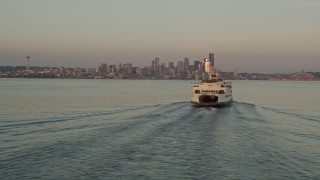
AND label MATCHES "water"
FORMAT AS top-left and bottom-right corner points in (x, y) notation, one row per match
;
(0, 79), (319, 179)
